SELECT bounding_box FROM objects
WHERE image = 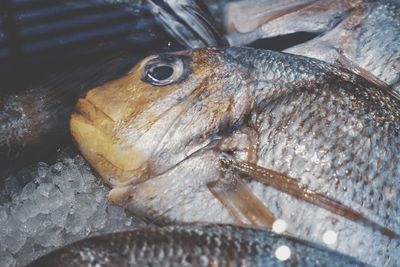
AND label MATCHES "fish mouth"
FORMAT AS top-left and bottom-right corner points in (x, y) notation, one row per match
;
(70, 97), (149, 187)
